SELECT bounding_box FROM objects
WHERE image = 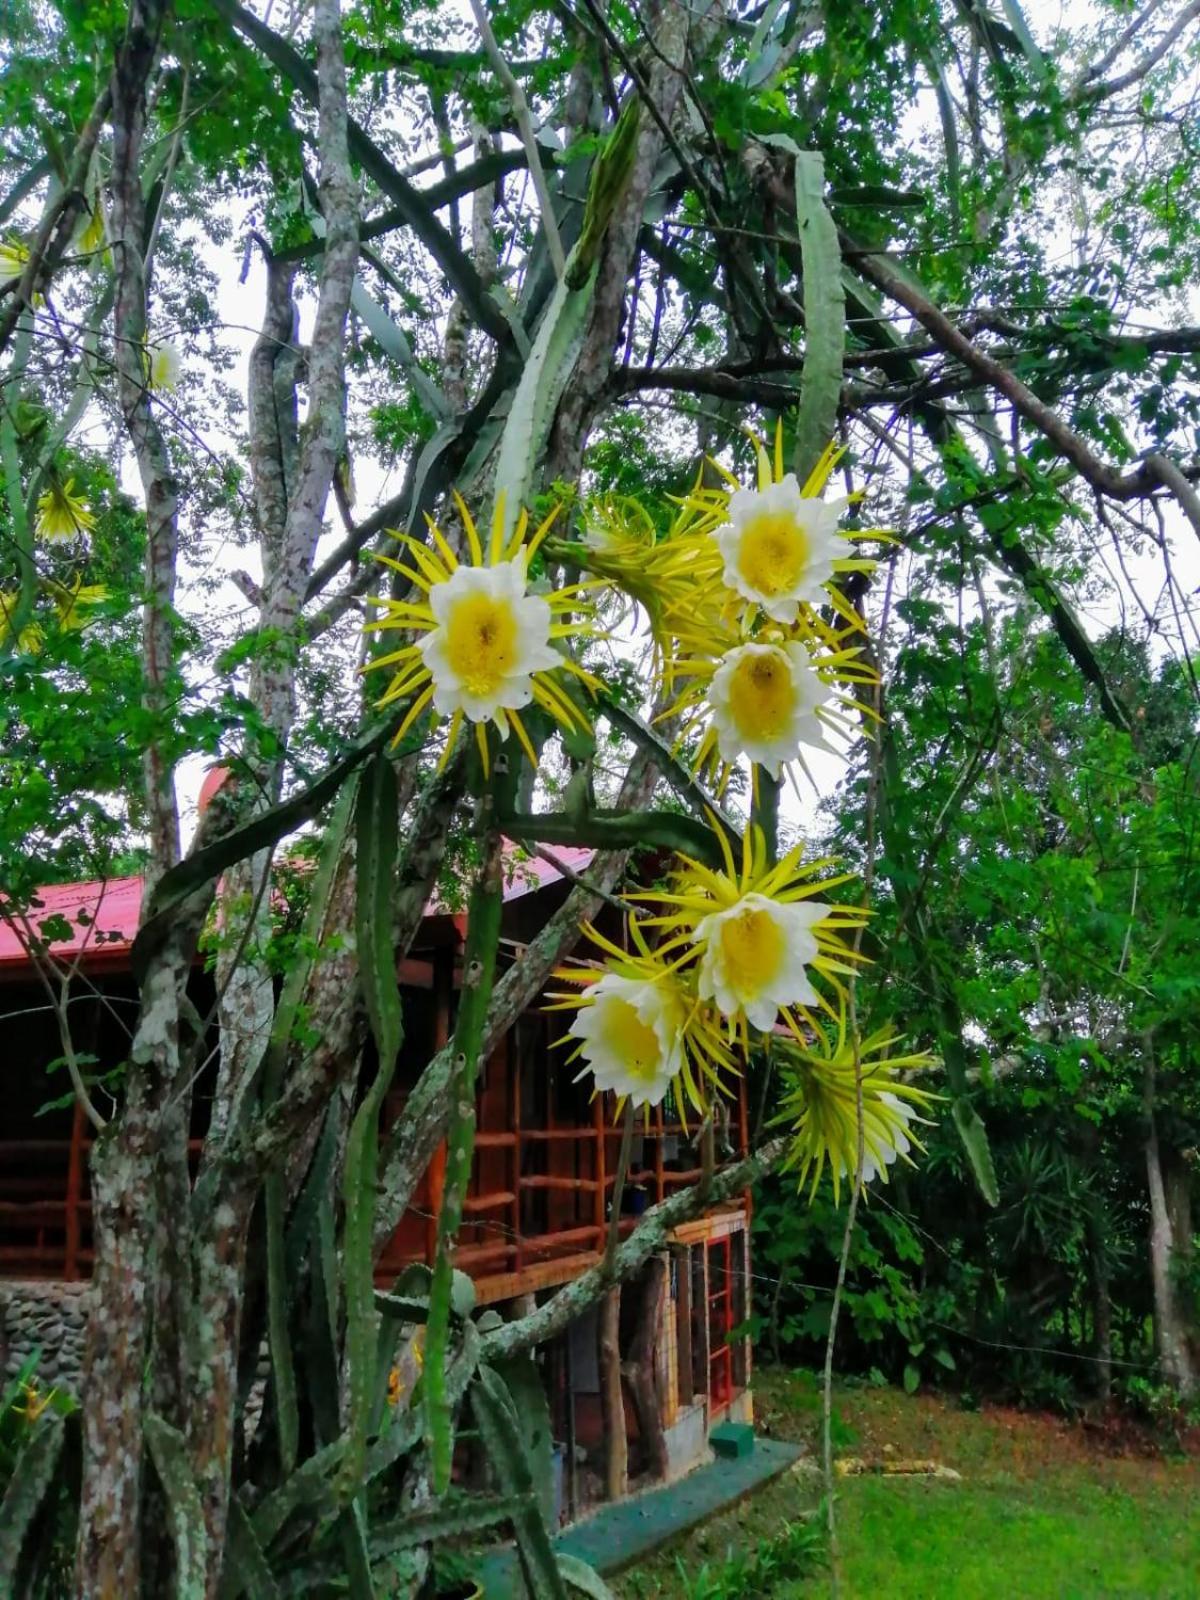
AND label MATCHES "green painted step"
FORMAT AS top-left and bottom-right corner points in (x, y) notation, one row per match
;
(474, 1435), (804, 1597)
(709, 1421), (755, 1460)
